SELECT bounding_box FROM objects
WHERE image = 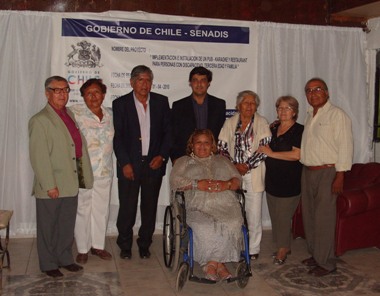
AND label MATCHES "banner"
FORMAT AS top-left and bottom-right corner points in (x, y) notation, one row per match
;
(51, 12), (258, 109)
